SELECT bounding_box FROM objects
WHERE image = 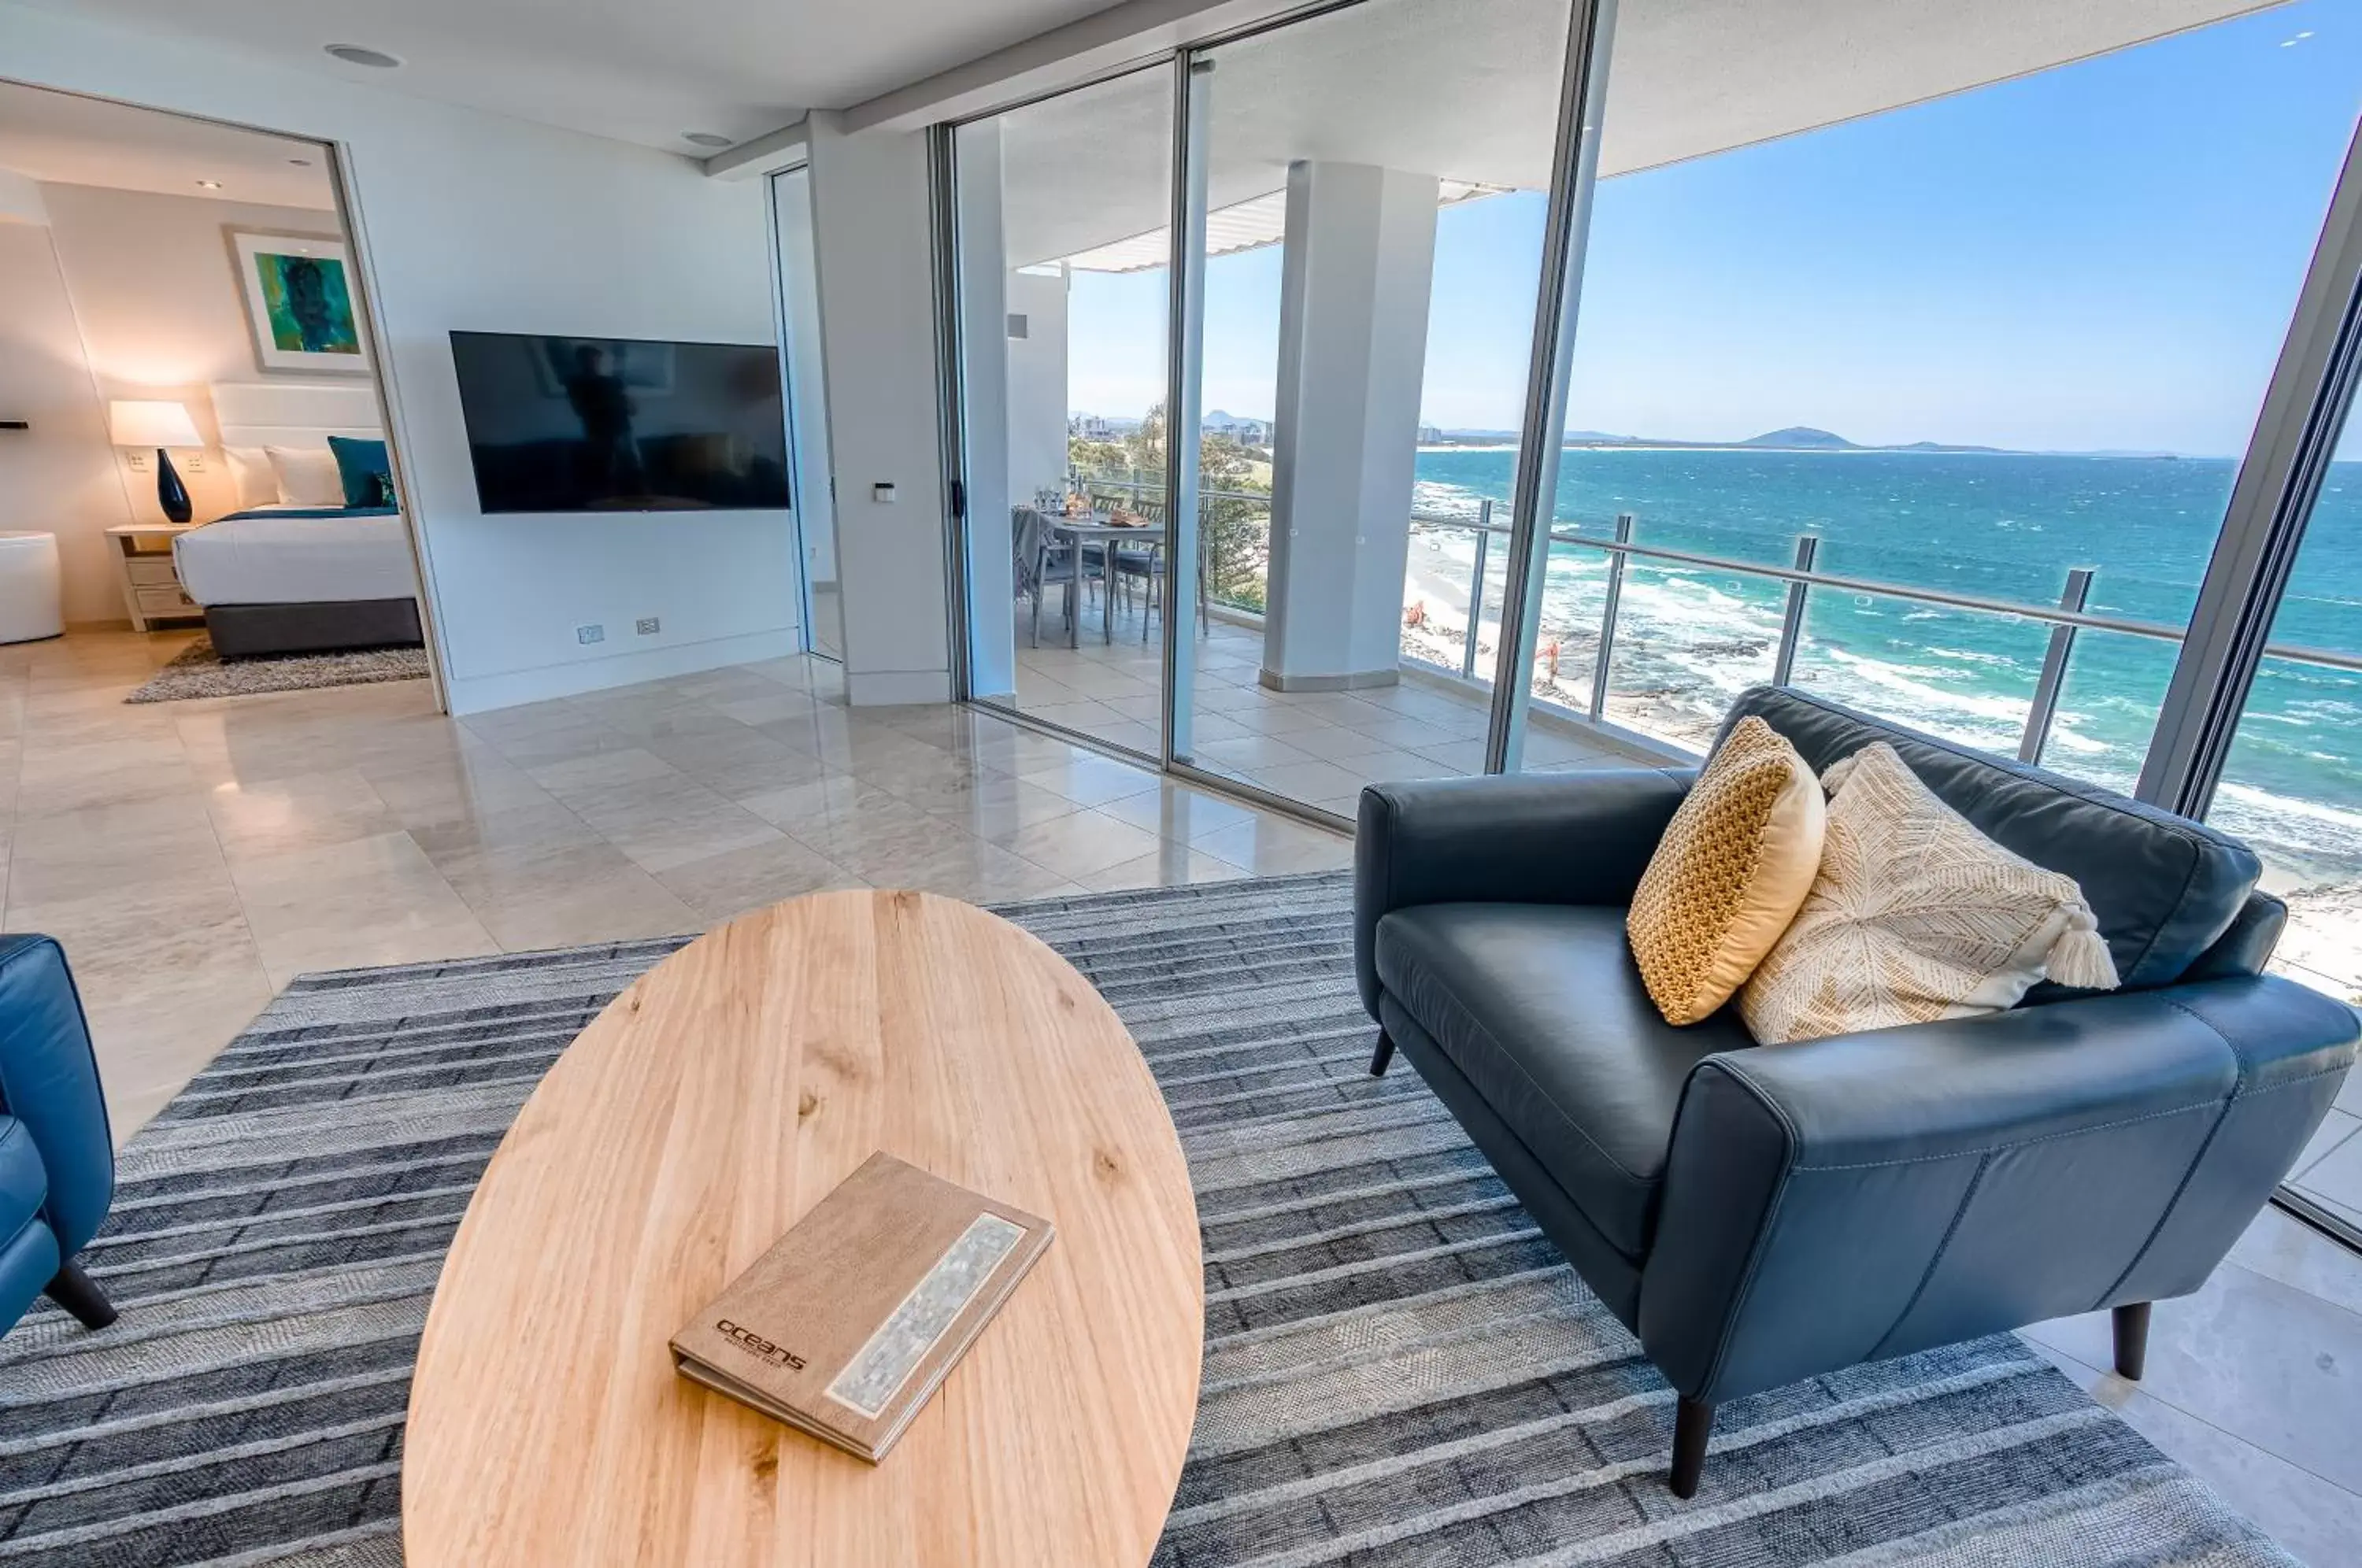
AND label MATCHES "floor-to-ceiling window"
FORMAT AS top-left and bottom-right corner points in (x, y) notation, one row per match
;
(1159, 0), (1601, 816)
(950, 66), (1174, 759)
(1498, 0), (2362, 788)
(938, 0), (2362, 943)
(2204, 390), (2362, 1241)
